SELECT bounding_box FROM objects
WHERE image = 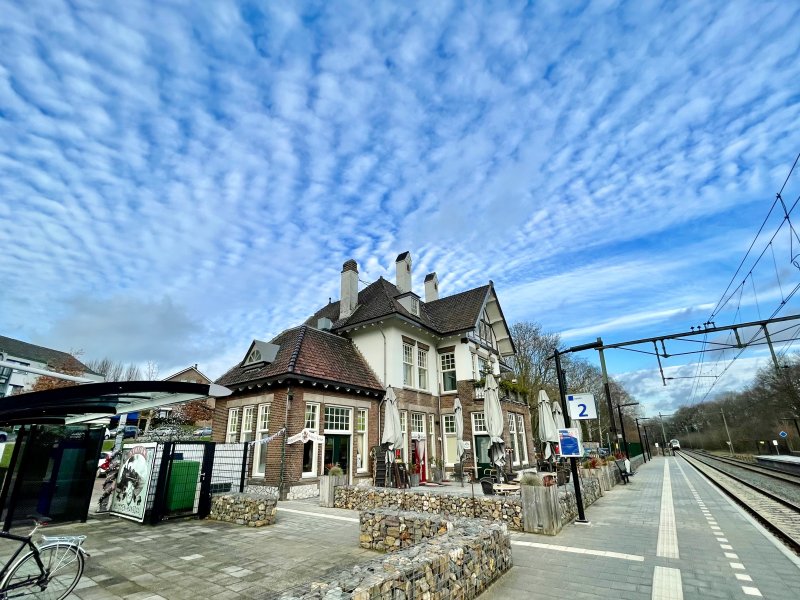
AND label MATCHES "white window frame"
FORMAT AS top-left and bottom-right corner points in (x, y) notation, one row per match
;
(441, 352), (457, 392)
(403, 342), (414, 387)
(252, 403), (270, 476)
(508, 413), (519, 466)
(324, 406), (352, 433)
(240, 405), (255, 443)
(428, 414), (436, 462)
(226, 408), (240, 443)
(399, 410), (408, 462)
(417, 348), (428, 390)
(471, 411), (487, 434)
(517, 414), (529, 464)
(356, 409), (368, 473)
(302, 403), (320, 477)
(442, 414), (457, 467)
